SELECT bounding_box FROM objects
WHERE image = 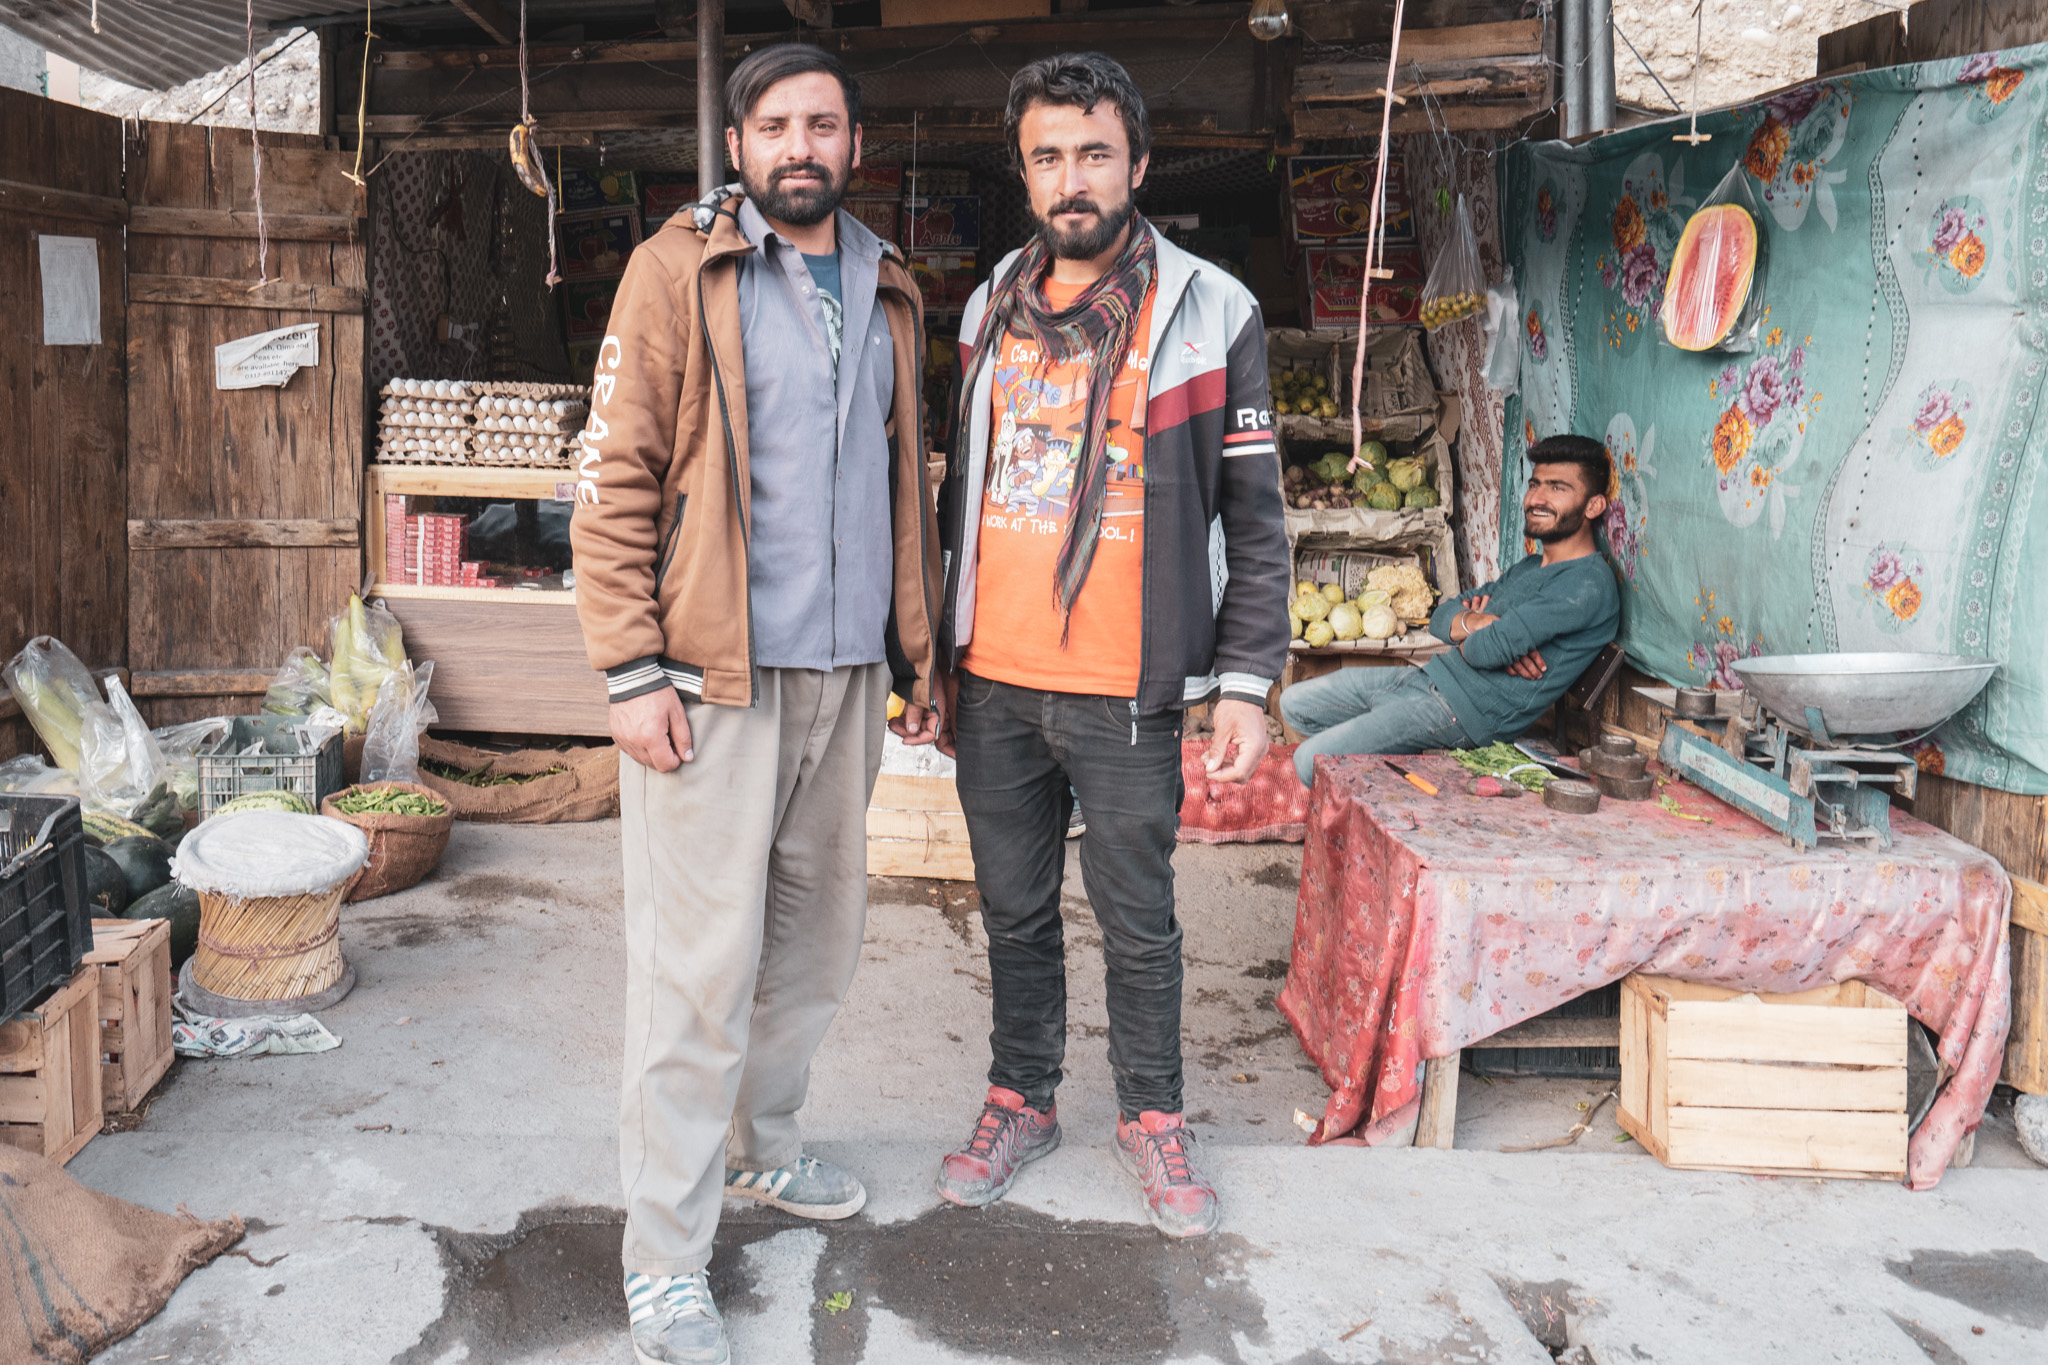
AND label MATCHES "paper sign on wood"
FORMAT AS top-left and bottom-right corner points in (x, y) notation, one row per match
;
(215, 321), (320, 390)
(37, 234), (101, 345)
